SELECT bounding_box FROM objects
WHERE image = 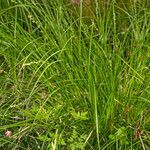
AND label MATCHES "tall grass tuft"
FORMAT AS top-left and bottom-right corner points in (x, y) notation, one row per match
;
(0, 0), (150, 149)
